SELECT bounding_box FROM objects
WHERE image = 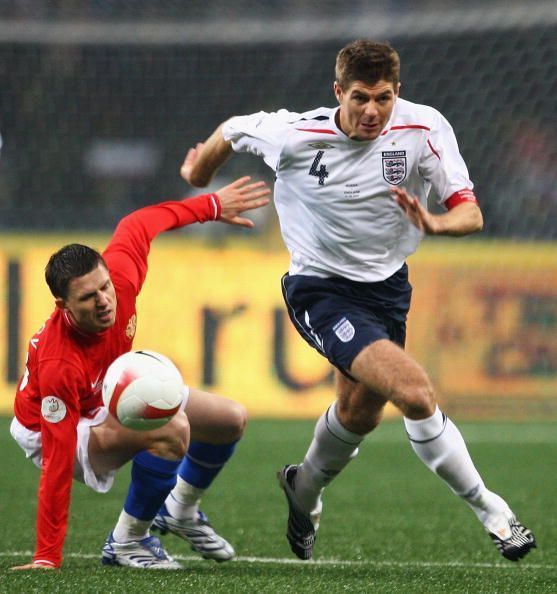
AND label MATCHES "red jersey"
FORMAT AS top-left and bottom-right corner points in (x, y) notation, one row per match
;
(13, 194), (220, 568)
